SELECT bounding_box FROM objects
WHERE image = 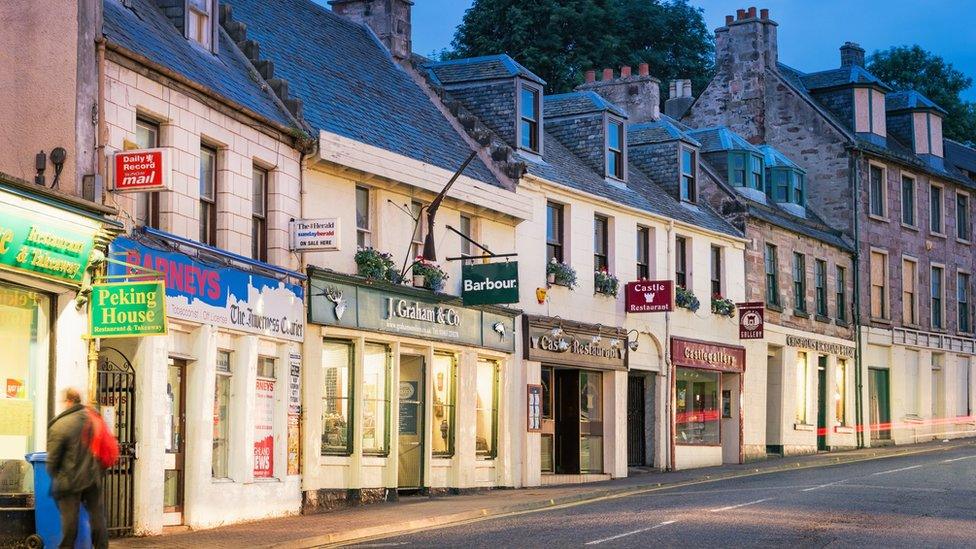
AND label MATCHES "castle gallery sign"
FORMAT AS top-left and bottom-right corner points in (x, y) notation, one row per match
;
(308, 272), (516, 353)
(523, 316), (628, 371)
(670, 337), (745, 373)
